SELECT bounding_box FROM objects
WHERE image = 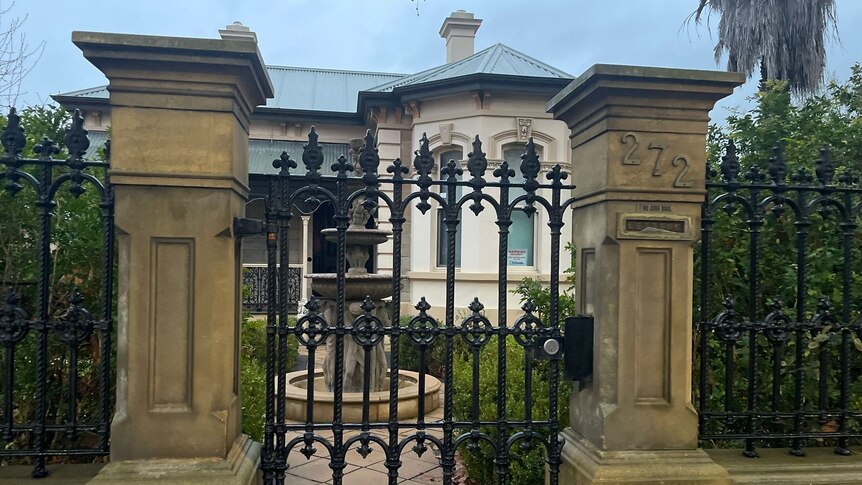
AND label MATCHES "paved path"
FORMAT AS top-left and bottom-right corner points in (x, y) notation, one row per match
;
(283, 403), (450, 484)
